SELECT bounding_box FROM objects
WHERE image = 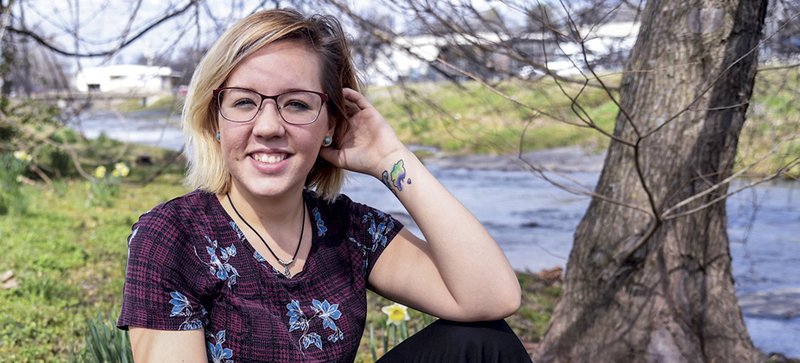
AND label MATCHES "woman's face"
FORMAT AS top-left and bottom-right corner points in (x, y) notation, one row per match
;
(218, 39), (332, 200)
